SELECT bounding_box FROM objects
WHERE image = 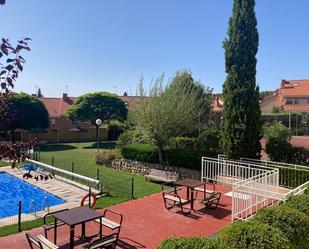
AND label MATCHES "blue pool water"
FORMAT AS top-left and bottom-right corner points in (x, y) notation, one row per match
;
(0, 172), (65, 218)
